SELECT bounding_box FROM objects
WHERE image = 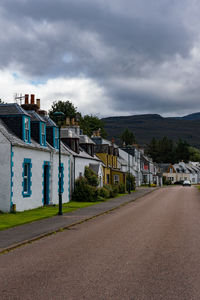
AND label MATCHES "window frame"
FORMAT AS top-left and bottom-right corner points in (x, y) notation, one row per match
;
(53, 127), (59, 149)
(22, 158), (32, 197)
(114, 174), (119, 185)
(40, 122), (46, 146)
(22, 116), (31, 143)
